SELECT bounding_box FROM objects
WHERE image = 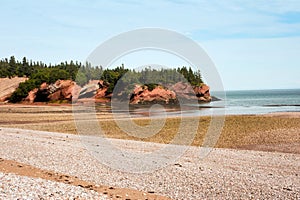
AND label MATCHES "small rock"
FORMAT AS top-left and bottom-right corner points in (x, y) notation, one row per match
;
(283, 187), (292, 191)
(174, 163), (182, 167)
